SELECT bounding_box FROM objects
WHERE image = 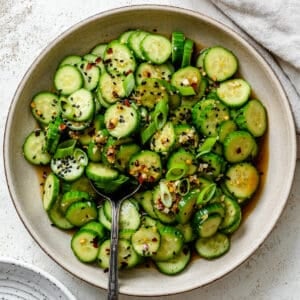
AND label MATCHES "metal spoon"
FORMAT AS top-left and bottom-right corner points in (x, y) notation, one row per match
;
(90, 179), (142, 300)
